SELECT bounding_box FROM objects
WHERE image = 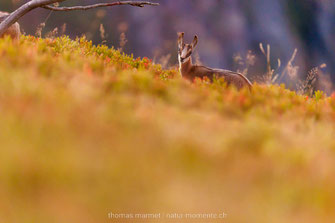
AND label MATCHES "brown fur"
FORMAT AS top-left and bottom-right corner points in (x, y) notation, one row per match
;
(0, 11), (21, 40)
(178, 32), (252, 90)
(181, 58), (252, 90)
